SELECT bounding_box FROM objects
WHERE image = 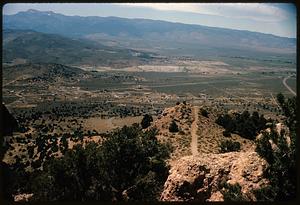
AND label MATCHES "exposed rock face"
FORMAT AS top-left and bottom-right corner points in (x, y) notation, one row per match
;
(14, 193), (33, 202)
(160, 151), (268, 201)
